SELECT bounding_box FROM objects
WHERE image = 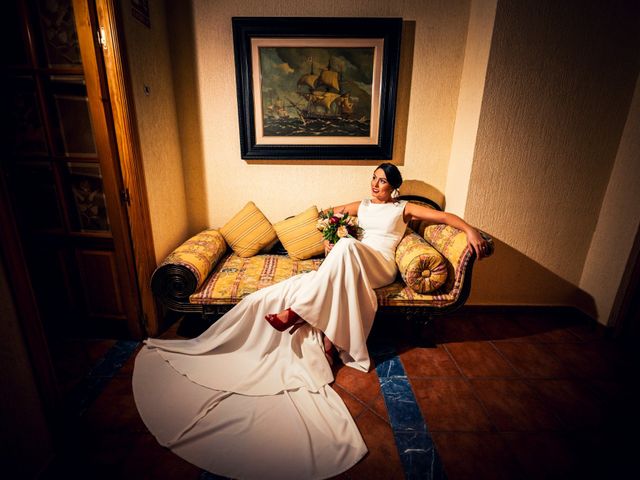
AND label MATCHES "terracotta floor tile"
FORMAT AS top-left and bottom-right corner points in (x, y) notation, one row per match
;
(545, 342), (629, 378)
(588, 378), (640, 431)
(527, 379), (607, 430)
(431, 432), (522, 480)
(473, 311), (531, 342)
(471, 379), (563, 431)
(41, 430), (136, 478)
(502, 432), (585, 479)
(121, 433), (202, 479)
(83, 376), (147, 433)
(492, 341), (571, 378)
(445, 342), (518, 378)
(567, 322), (607, 341)
(400, 345), (461, 377)
(412, 378), (493, 432)
(333, 384), (367, 419)
(515, 313), (582, 343)
(368, 392), (390, 423)
(346, 410), (404, 479)
(334, 365), (381, 405)
(435, 314), (489, 343)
